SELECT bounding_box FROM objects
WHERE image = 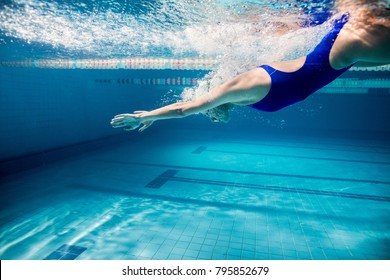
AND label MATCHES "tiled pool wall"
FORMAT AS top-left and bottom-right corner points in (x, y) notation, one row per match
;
(0, 67), (208, 160)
